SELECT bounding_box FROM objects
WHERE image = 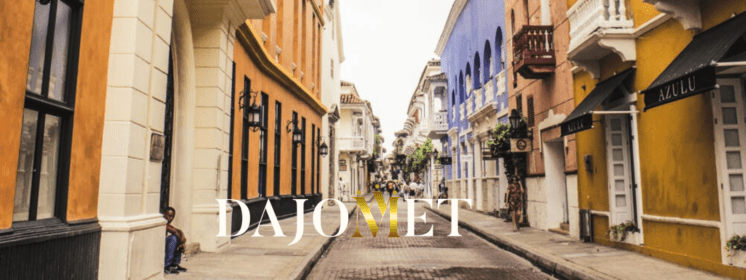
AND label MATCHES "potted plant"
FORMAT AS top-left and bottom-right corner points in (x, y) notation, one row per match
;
(606, 221), (637, 241)
(726, 235), (746, 255)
